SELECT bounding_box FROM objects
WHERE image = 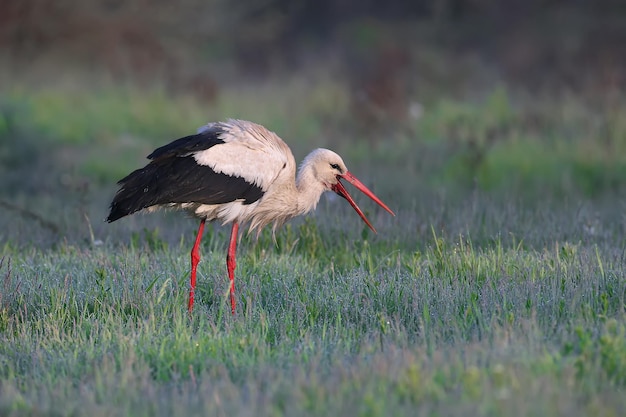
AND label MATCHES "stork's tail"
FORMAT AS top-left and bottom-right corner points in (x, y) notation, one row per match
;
(106, 166), (158, 223)
(106, 200), (133, 223)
